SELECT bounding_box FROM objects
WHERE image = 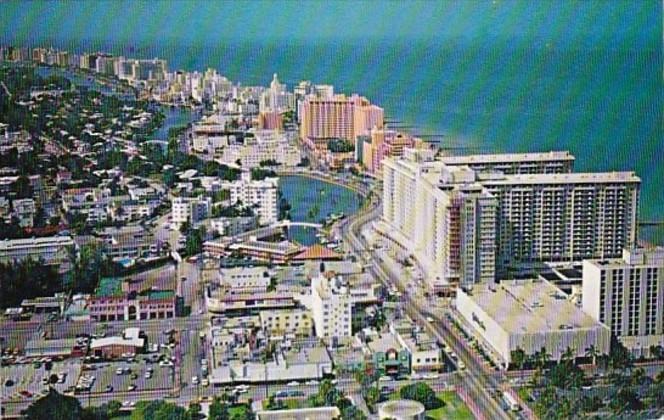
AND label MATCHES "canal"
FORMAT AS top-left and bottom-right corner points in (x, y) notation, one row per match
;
(279, 175), (363, 245)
